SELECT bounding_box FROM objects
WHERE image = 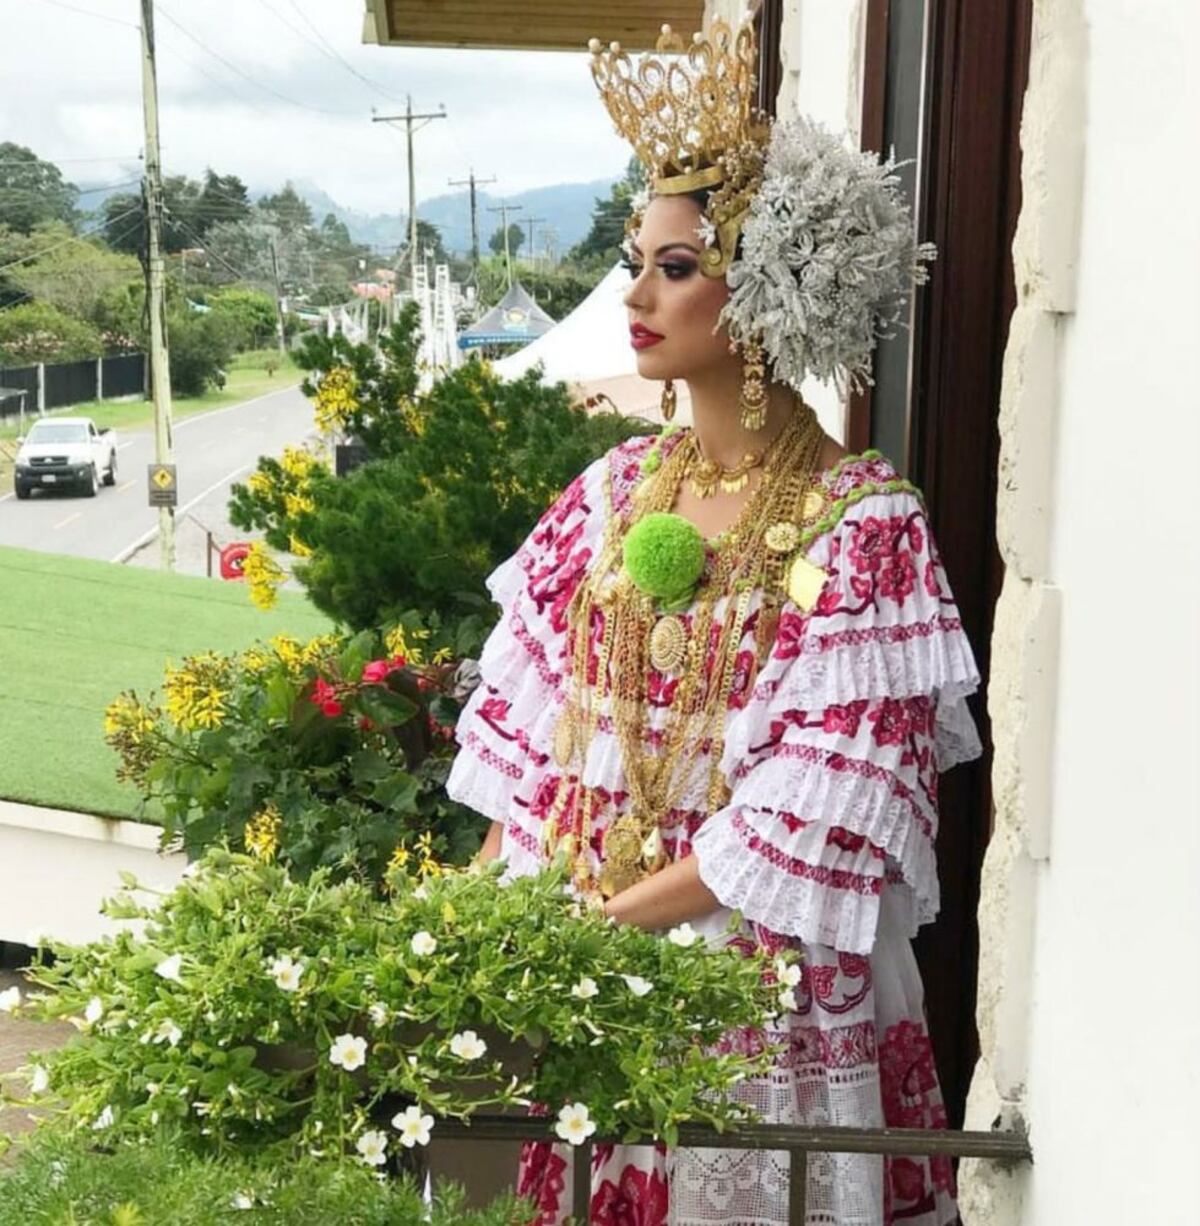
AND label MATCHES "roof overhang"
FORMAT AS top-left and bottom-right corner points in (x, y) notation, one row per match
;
(362, 1), (706, 53)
